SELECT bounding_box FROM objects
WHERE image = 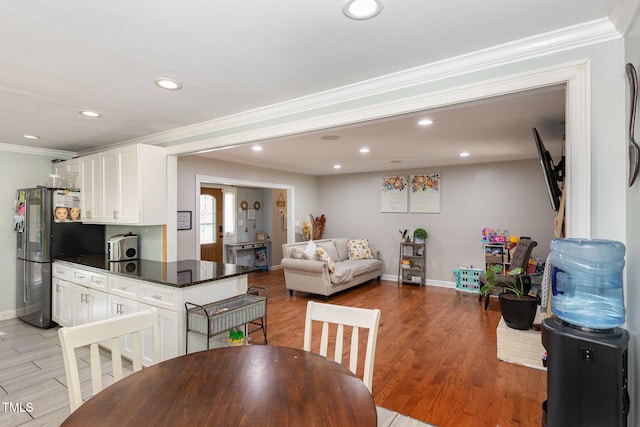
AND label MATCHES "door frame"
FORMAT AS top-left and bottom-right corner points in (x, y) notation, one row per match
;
(195, 175), (295, 261)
